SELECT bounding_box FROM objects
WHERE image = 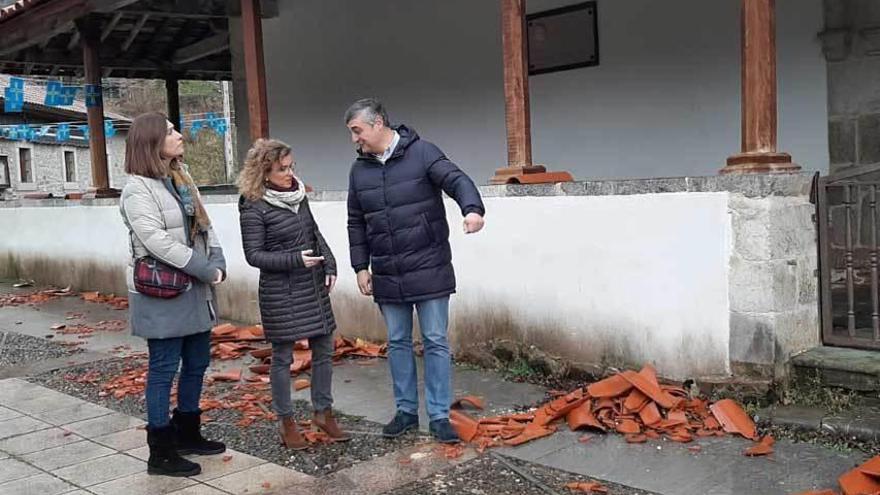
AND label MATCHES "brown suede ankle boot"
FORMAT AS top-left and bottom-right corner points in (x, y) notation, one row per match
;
(279, 417), (309, 450)
(313, 409), (351, 442)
